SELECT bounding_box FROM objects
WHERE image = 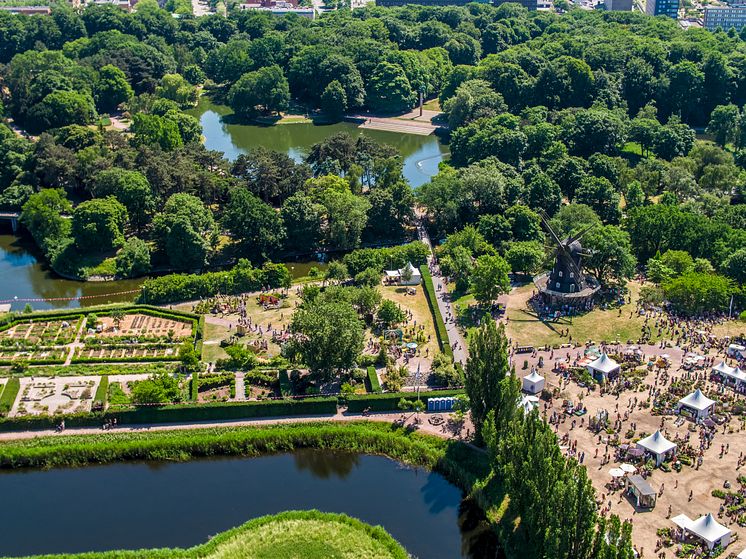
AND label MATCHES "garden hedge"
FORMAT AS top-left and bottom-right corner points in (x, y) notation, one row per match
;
(93, 375), (108, 409)
(278, 369), (291, 396)
(346, 389), (465, 413)
(0, 396), (339, 432)
(367, 366), (381, 393)
(420, 265), (453, 360)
